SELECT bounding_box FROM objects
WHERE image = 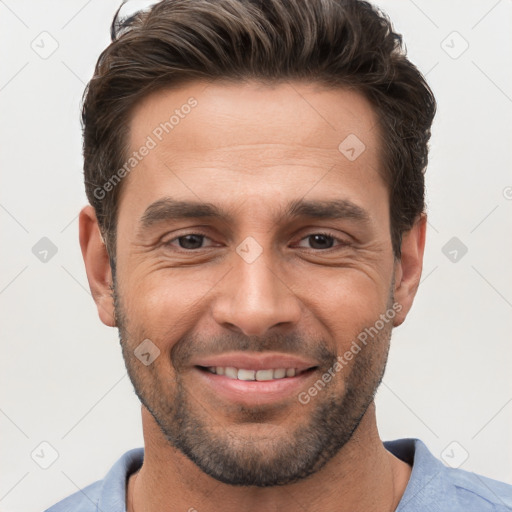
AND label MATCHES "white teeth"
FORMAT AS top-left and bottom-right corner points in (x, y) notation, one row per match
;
(255, 369), (274, 381)
(273, 368), (286, 379)
(205, 366), (301, 380)
(238, 369), (256, 381)
(225, 367), (238, 379)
